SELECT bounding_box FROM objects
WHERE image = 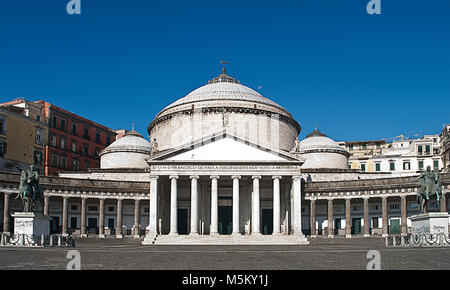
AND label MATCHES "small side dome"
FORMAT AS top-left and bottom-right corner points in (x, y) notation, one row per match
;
(298, 130), (349, 169)
(99, 130), (152, 169)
